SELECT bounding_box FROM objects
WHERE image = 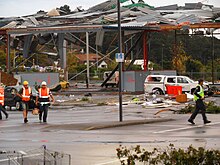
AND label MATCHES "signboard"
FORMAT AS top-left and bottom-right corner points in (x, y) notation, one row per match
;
(115, 53), (124, 62)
